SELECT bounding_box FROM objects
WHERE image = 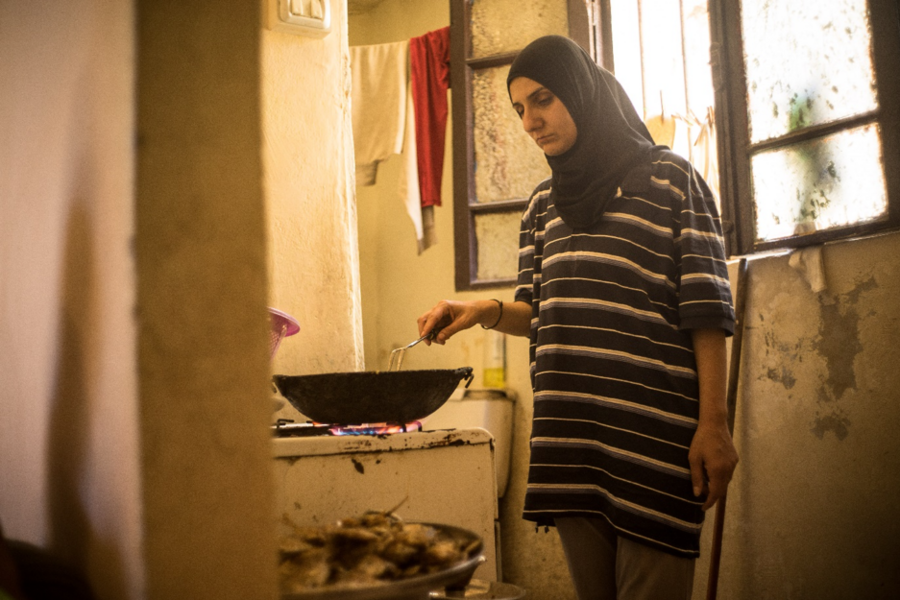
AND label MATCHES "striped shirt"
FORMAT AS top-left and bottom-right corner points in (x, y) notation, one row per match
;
(515, 148), (734, 557)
